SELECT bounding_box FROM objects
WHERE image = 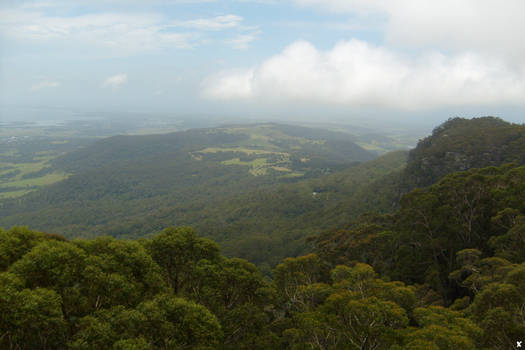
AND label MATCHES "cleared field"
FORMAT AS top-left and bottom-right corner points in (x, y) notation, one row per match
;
(195, 147), (288, 156)
(1, 172), (69, 188)
(0, 189), (33, 199)
(0, 156), (70, 198)
(195, 146), (300, 176)
(221, 157), (270, 175)
(220, 157), (304, 177)
(192, 125), (335, 178)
